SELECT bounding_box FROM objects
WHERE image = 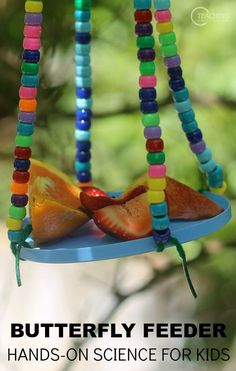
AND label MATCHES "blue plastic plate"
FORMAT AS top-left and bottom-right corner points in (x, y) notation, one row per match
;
(20, 192), (231, 263)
